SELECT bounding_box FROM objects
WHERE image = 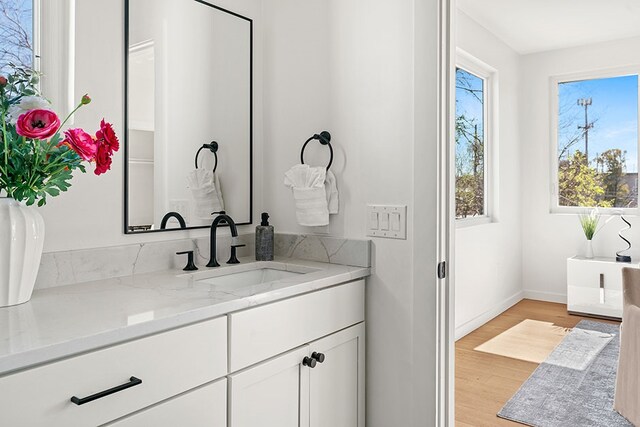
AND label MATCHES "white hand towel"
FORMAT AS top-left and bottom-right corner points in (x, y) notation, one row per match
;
(325, 170), (339, 214)
(284, 164), (329, 226)
(187, 169), (224, 226)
